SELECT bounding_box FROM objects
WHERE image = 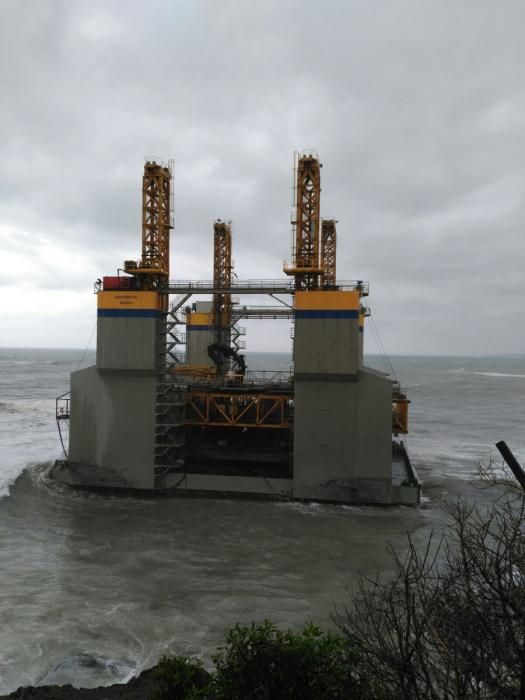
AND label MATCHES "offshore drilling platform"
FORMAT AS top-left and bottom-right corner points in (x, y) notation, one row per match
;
(53, 154), (420, 505)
